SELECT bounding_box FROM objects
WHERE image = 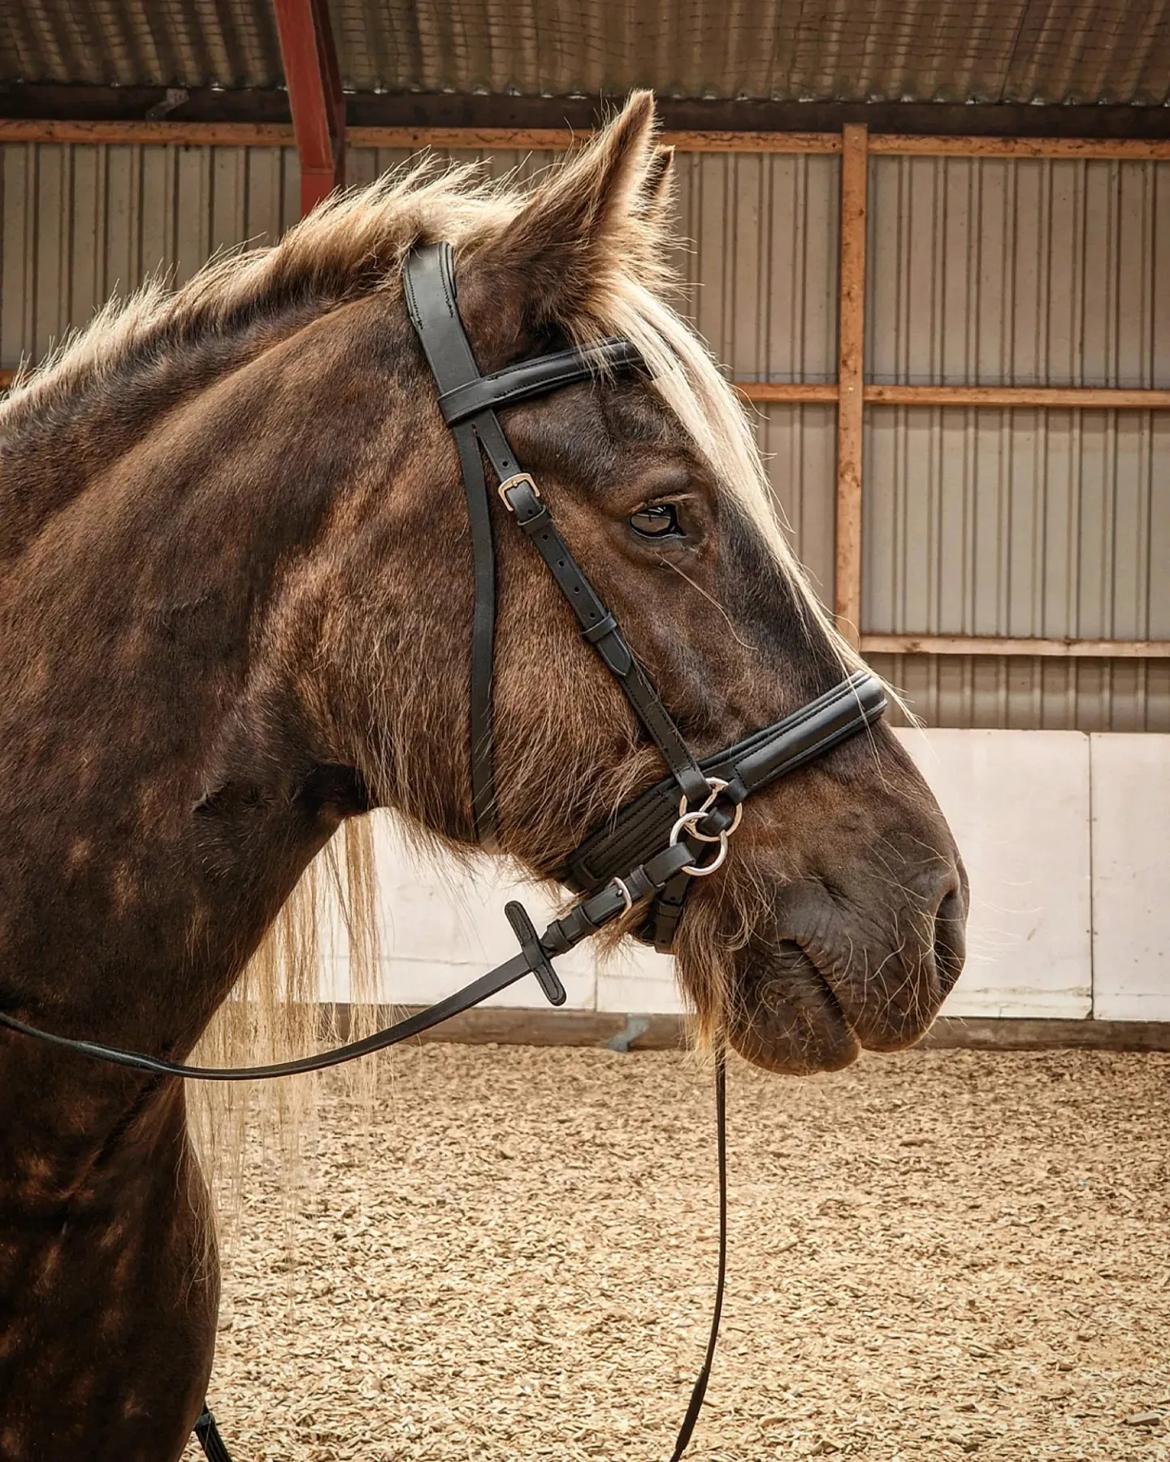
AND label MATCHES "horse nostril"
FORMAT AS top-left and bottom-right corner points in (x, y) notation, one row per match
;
(932, 884), (966, 997)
